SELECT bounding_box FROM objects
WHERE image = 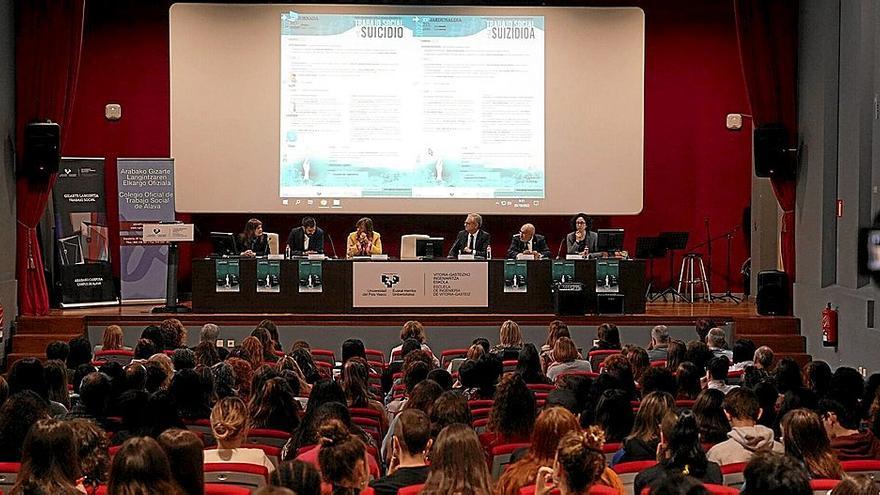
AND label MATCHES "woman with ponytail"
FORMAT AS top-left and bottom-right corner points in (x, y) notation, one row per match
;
(633, 409), (722, 494)
(534, 426), (608, 495)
